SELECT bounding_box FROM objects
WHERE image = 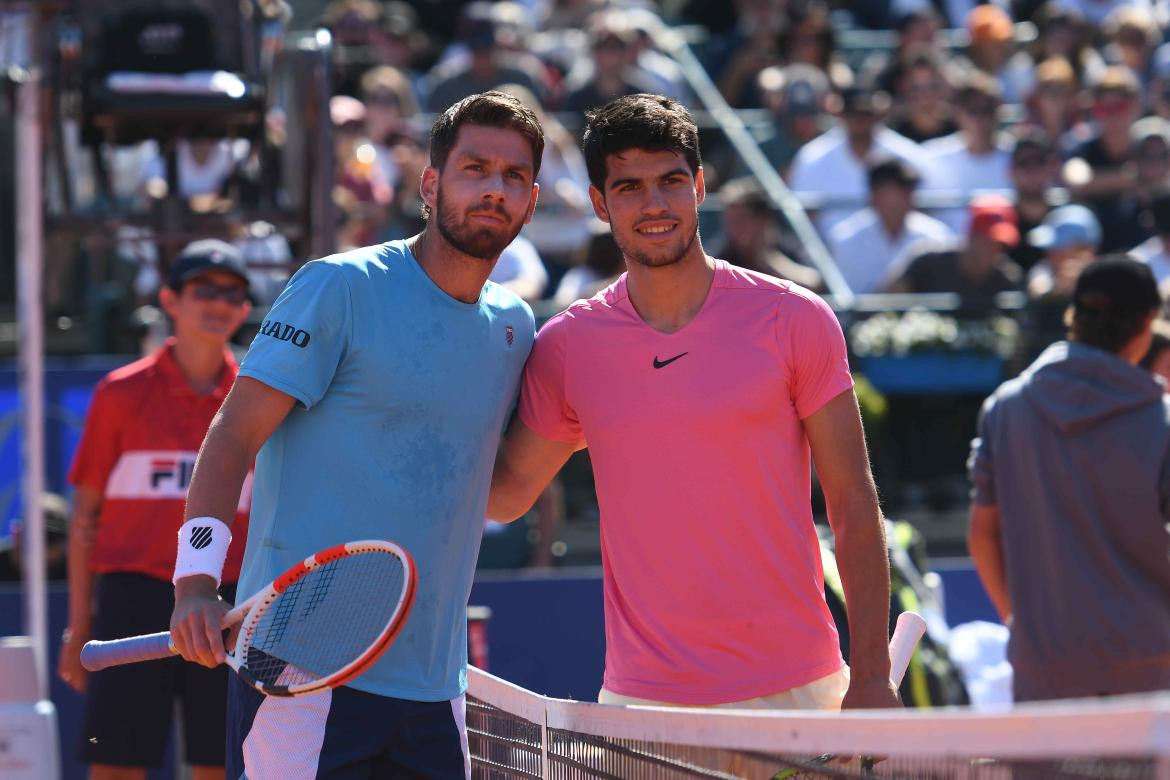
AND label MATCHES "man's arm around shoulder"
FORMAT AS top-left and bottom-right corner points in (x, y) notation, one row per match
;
(488, 417), (577, 522)
(170, 377), (296, 667)
(804, 389), (900, 709)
